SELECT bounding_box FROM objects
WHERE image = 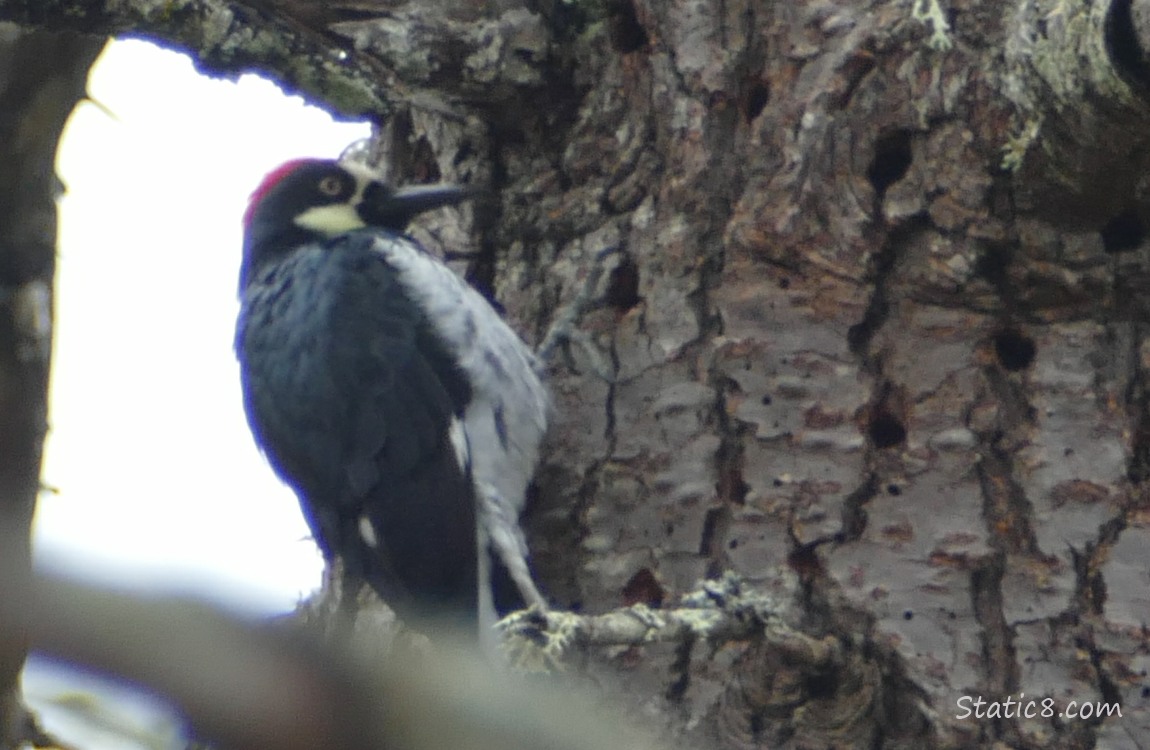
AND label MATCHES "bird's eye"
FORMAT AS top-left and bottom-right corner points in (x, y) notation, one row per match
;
(318, 175), (344, 197)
